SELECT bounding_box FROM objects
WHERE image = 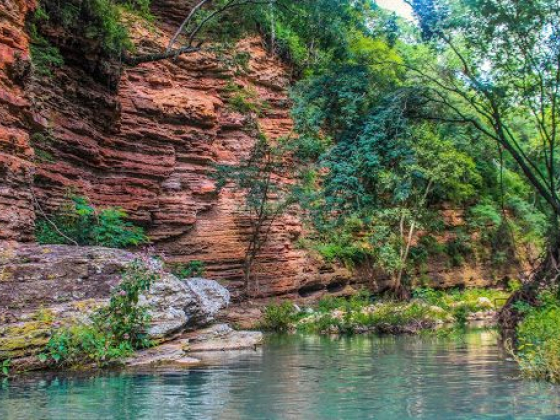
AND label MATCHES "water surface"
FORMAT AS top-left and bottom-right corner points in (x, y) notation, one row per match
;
(1, 331), (560, 419)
